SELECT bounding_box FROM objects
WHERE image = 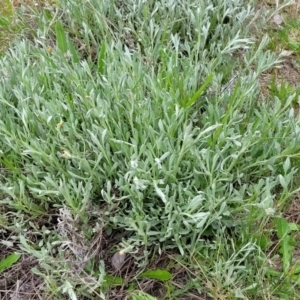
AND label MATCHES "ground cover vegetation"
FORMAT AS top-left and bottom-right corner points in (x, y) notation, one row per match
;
(0, 0), (300, 299)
